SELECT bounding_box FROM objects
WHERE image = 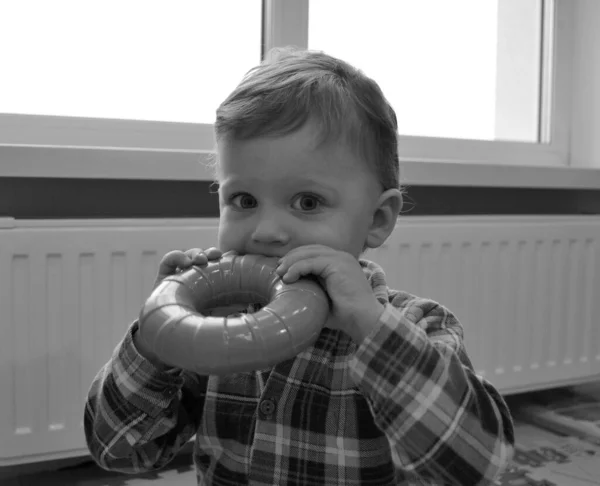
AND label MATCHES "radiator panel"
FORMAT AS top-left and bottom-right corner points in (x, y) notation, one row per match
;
(0, 220), (215, 463)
